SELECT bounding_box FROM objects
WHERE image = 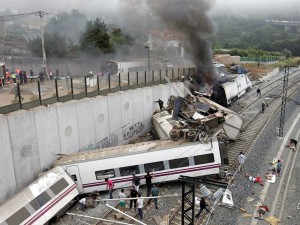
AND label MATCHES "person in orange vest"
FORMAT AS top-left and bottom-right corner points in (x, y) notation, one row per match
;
(5, 70), (11, 82)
